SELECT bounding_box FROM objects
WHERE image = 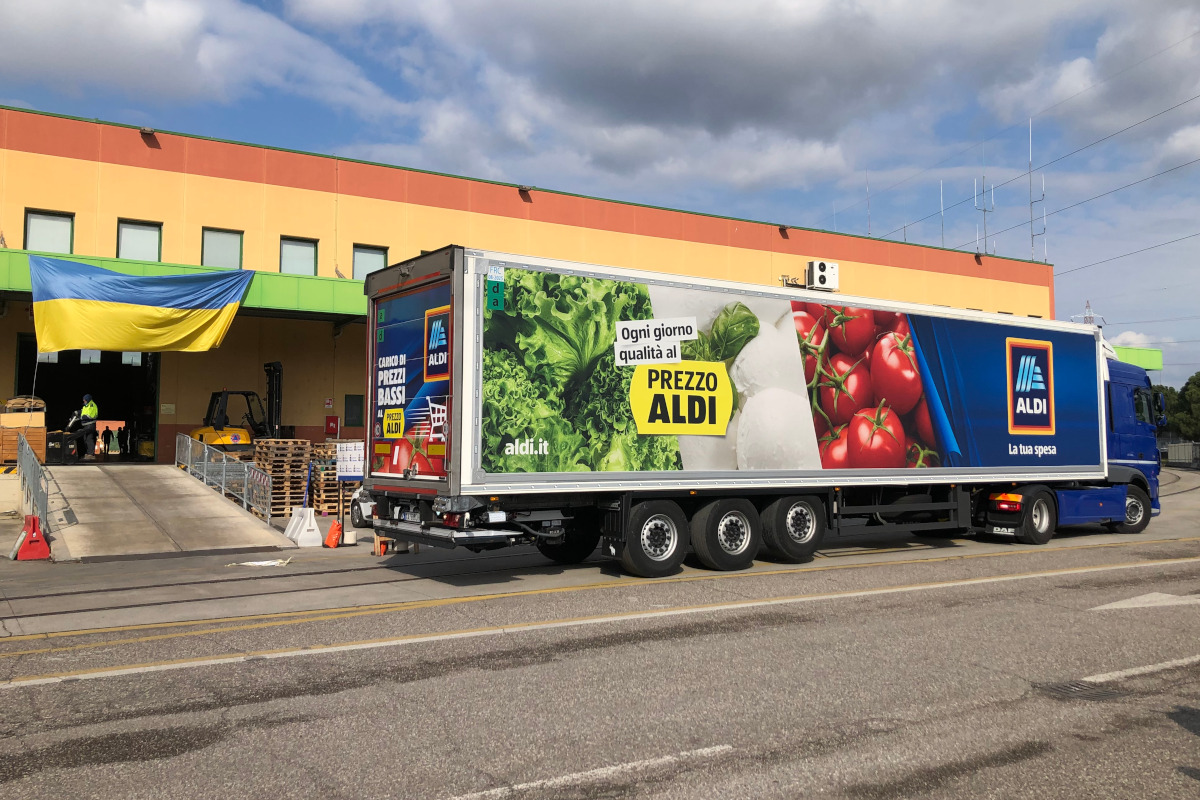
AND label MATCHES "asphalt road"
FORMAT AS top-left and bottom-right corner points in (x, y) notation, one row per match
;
(0, 473), (1198, 798)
